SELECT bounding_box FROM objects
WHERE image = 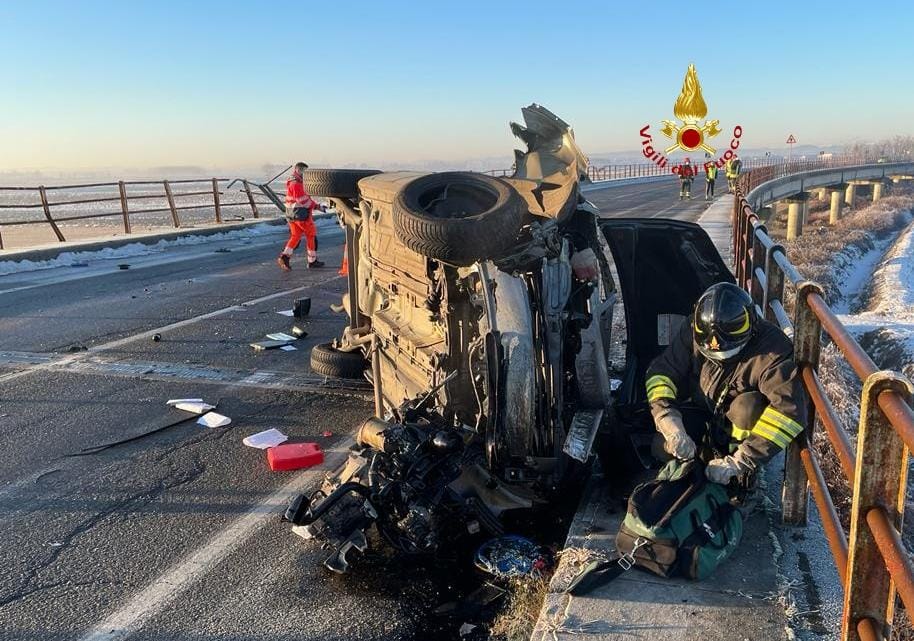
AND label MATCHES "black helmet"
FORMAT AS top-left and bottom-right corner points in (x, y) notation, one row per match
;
(693, 283), (757, 361)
